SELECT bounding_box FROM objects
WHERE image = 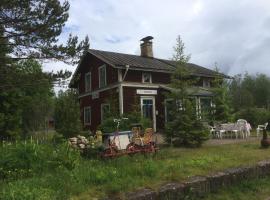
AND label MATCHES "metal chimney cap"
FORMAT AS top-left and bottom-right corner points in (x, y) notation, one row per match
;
(140, 36), (154, 42)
